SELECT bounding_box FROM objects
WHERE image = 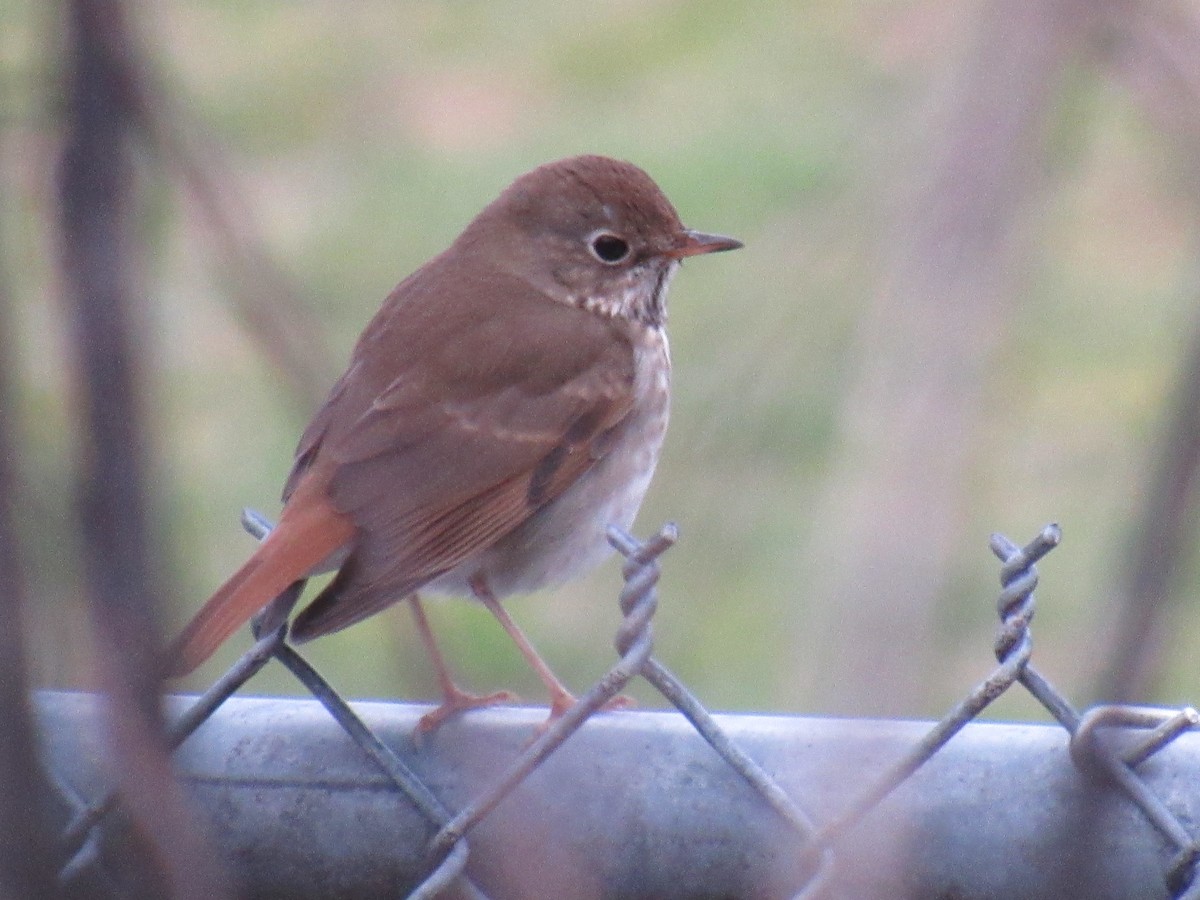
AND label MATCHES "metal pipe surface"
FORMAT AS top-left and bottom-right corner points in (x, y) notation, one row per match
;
(39, 691), (1197, 898)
